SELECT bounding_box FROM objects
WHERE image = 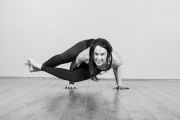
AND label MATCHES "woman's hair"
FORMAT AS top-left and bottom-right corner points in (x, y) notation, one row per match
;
(89, 38), (113, 80)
